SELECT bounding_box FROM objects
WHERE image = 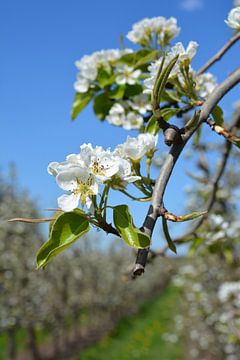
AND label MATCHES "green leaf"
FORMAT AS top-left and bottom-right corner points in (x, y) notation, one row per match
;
(97, 67), (115, 88)
(153, 55), (179, 108)
(113, 205), (150, 248)
(161, 90), (182, 103)
(124, 84), (143, 98)
(193, 126), (202, 146)
(135, 49), (158, 67)
(71, 91), (95, 120)
(185, 110), (200, 130)
(117, 49), (158, 68)
(178, 211), (207, 222)
(145, 116), (159, 135)
(162, 217), (177, 254)
(211, 105), (224, 126)
(117, 52), (137, 66)
(160, 108), (181, 121)
(37, 209), (90, 269)
(109, 85), (126, 99)
(93, 93), (113, 120)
